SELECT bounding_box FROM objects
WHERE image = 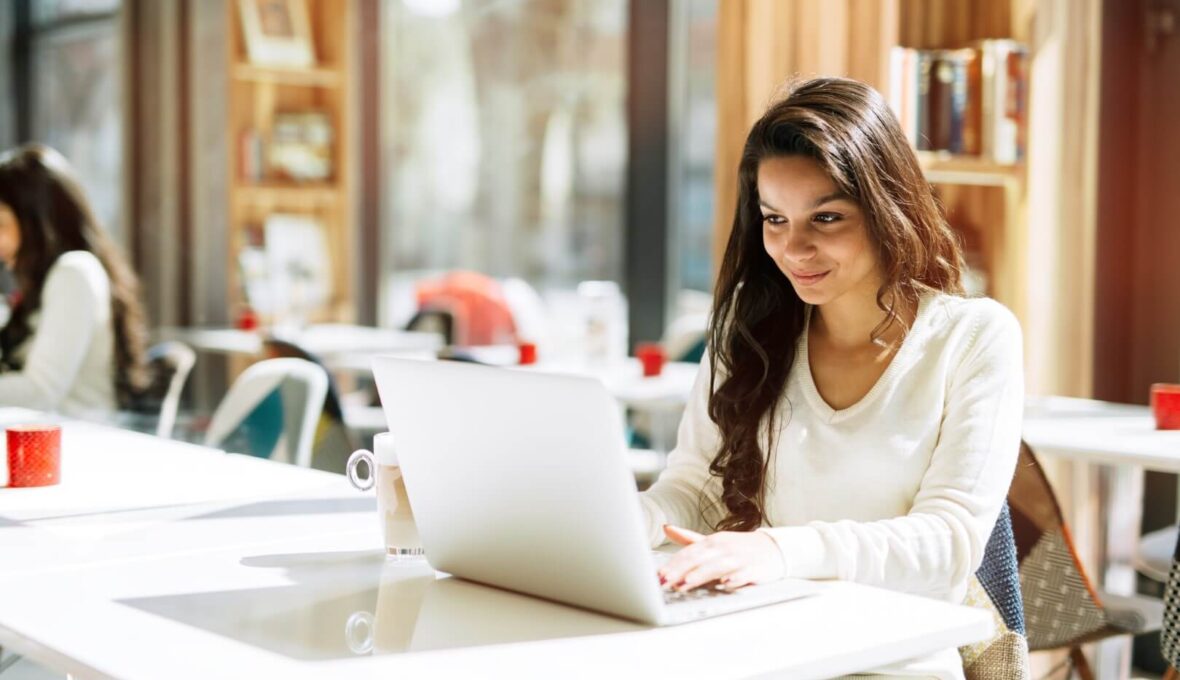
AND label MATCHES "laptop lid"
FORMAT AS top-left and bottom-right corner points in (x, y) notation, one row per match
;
(372, 356), (665, 623)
